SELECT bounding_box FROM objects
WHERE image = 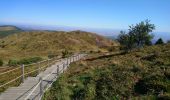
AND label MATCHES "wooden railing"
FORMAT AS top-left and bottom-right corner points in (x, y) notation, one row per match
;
(0, 54), (86, 94)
